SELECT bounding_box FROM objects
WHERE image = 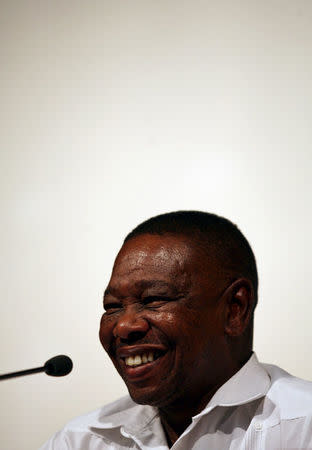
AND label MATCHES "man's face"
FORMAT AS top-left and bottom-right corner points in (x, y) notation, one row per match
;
(99, 233), (230, 408)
